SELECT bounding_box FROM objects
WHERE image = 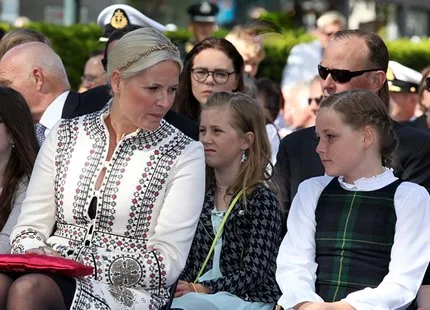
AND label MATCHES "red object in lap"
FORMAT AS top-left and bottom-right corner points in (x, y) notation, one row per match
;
(0, 254), (93, 277)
